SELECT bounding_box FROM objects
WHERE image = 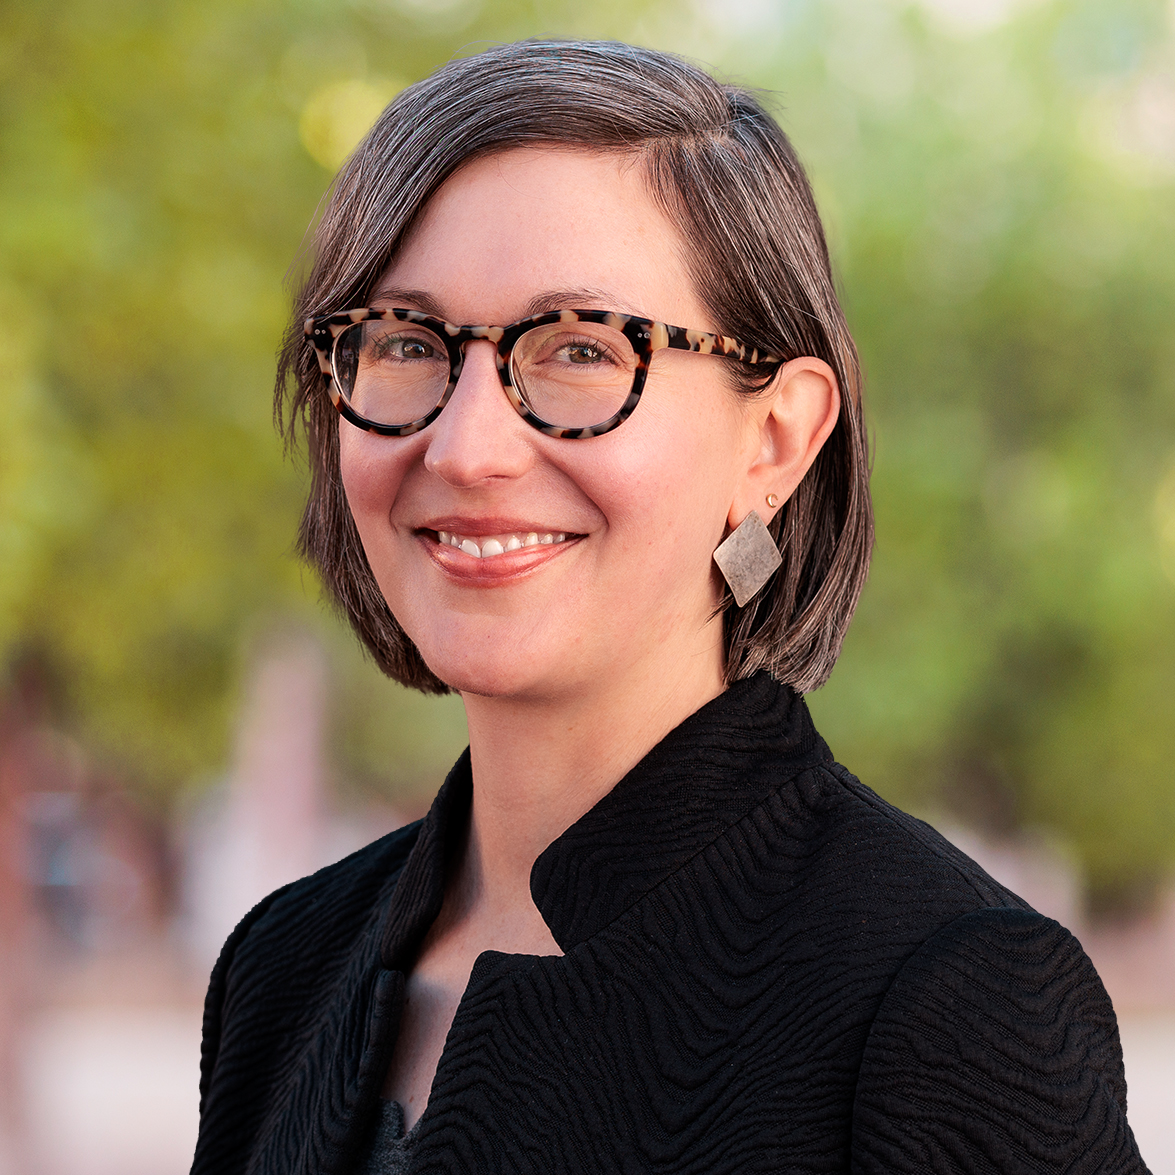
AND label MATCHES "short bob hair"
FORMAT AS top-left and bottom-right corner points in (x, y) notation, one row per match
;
(277, 39), (873, 695)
